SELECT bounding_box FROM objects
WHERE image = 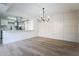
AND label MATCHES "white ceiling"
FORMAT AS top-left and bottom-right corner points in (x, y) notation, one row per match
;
(1, 3), (79, 17)
(0, 3), (12, 13)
